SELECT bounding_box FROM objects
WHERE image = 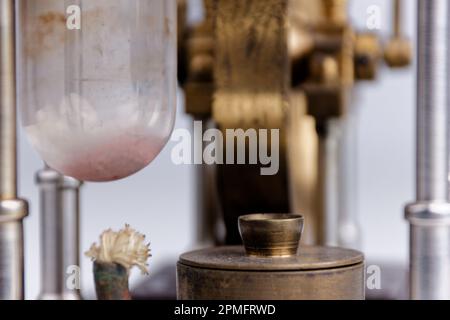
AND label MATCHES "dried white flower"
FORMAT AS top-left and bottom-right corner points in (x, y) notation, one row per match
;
(85, 225), (151, 275)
